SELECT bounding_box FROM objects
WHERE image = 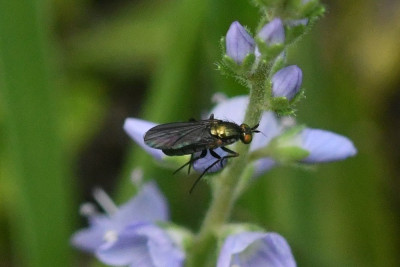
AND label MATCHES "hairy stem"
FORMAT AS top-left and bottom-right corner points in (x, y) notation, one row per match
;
(187, 82), (265, 266)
